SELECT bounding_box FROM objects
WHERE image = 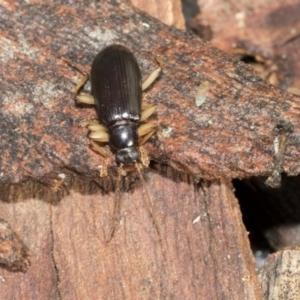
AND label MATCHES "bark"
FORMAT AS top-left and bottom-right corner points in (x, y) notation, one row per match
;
(259, 248), (300, 300)
(189, 0), (300, 93)
(131, 0), (185, 30)
(3, 0), (300, 299)
(0, 1), (300, 184)
(0, 167), (262, 299)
